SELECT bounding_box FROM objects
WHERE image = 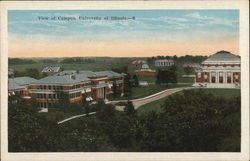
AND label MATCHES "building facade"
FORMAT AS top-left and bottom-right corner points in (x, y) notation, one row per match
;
(8, 70), (124, 110)
(193, 50), (240, 88)
(155, 59), (174, 67)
